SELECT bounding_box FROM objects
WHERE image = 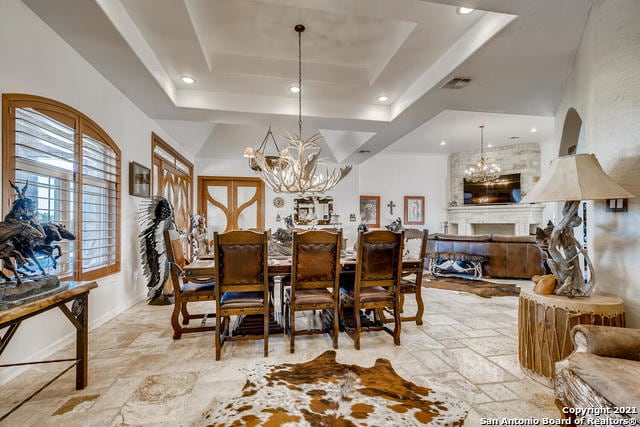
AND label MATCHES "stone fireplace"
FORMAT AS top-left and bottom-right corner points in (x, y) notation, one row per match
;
(447, 143), (544, 236)
(447, 204), (544, 236)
